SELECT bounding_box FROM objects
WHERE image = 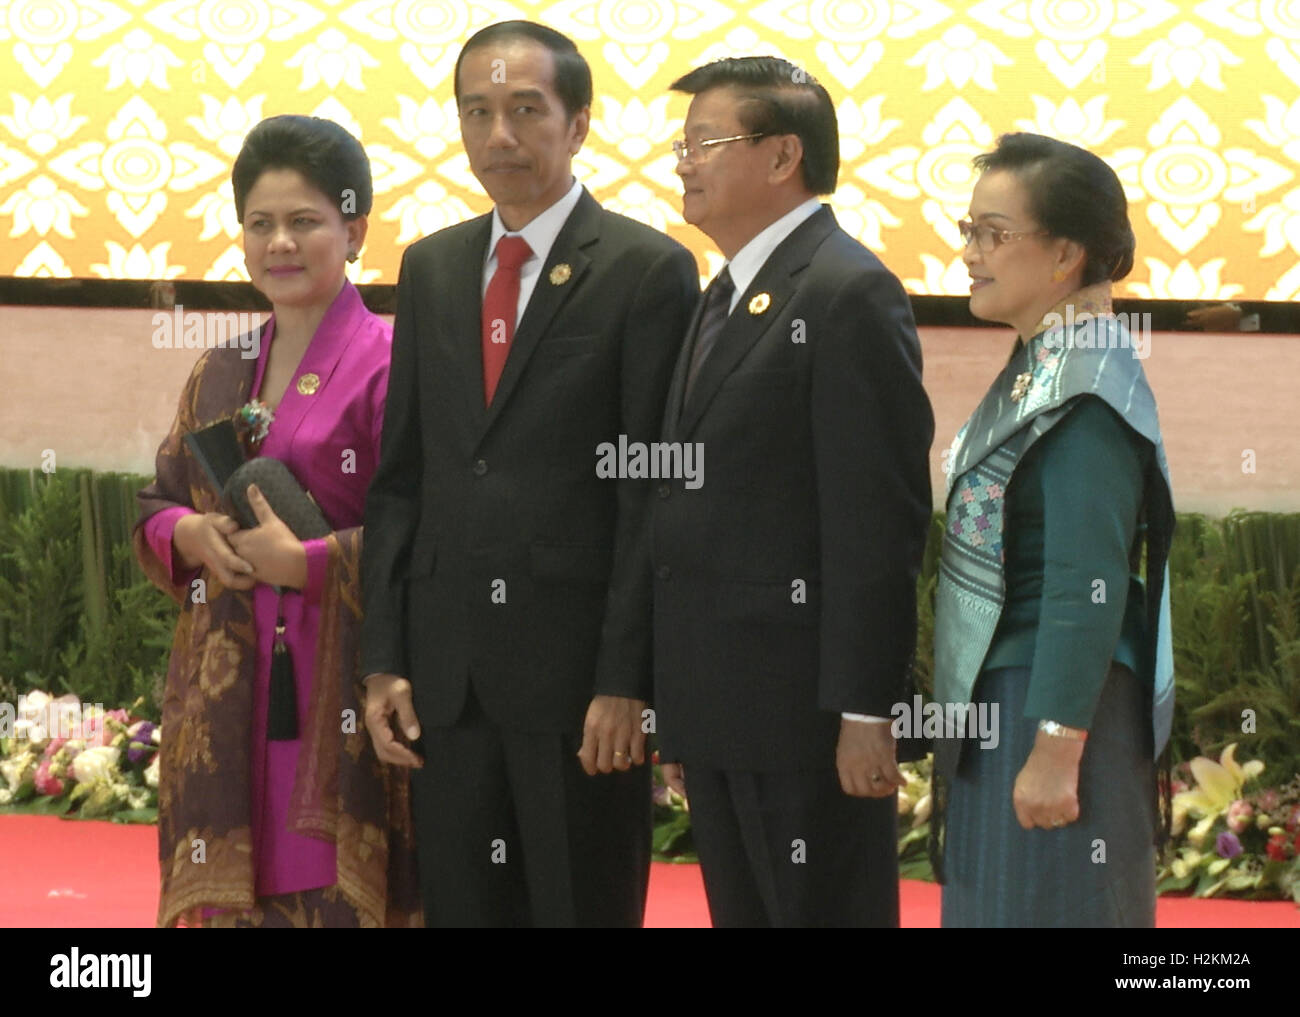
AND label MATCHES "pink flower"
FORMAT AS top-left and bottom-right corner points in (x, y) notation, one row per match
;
(1226, 799), (1253, 834)
(33, 758), (64, 797)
